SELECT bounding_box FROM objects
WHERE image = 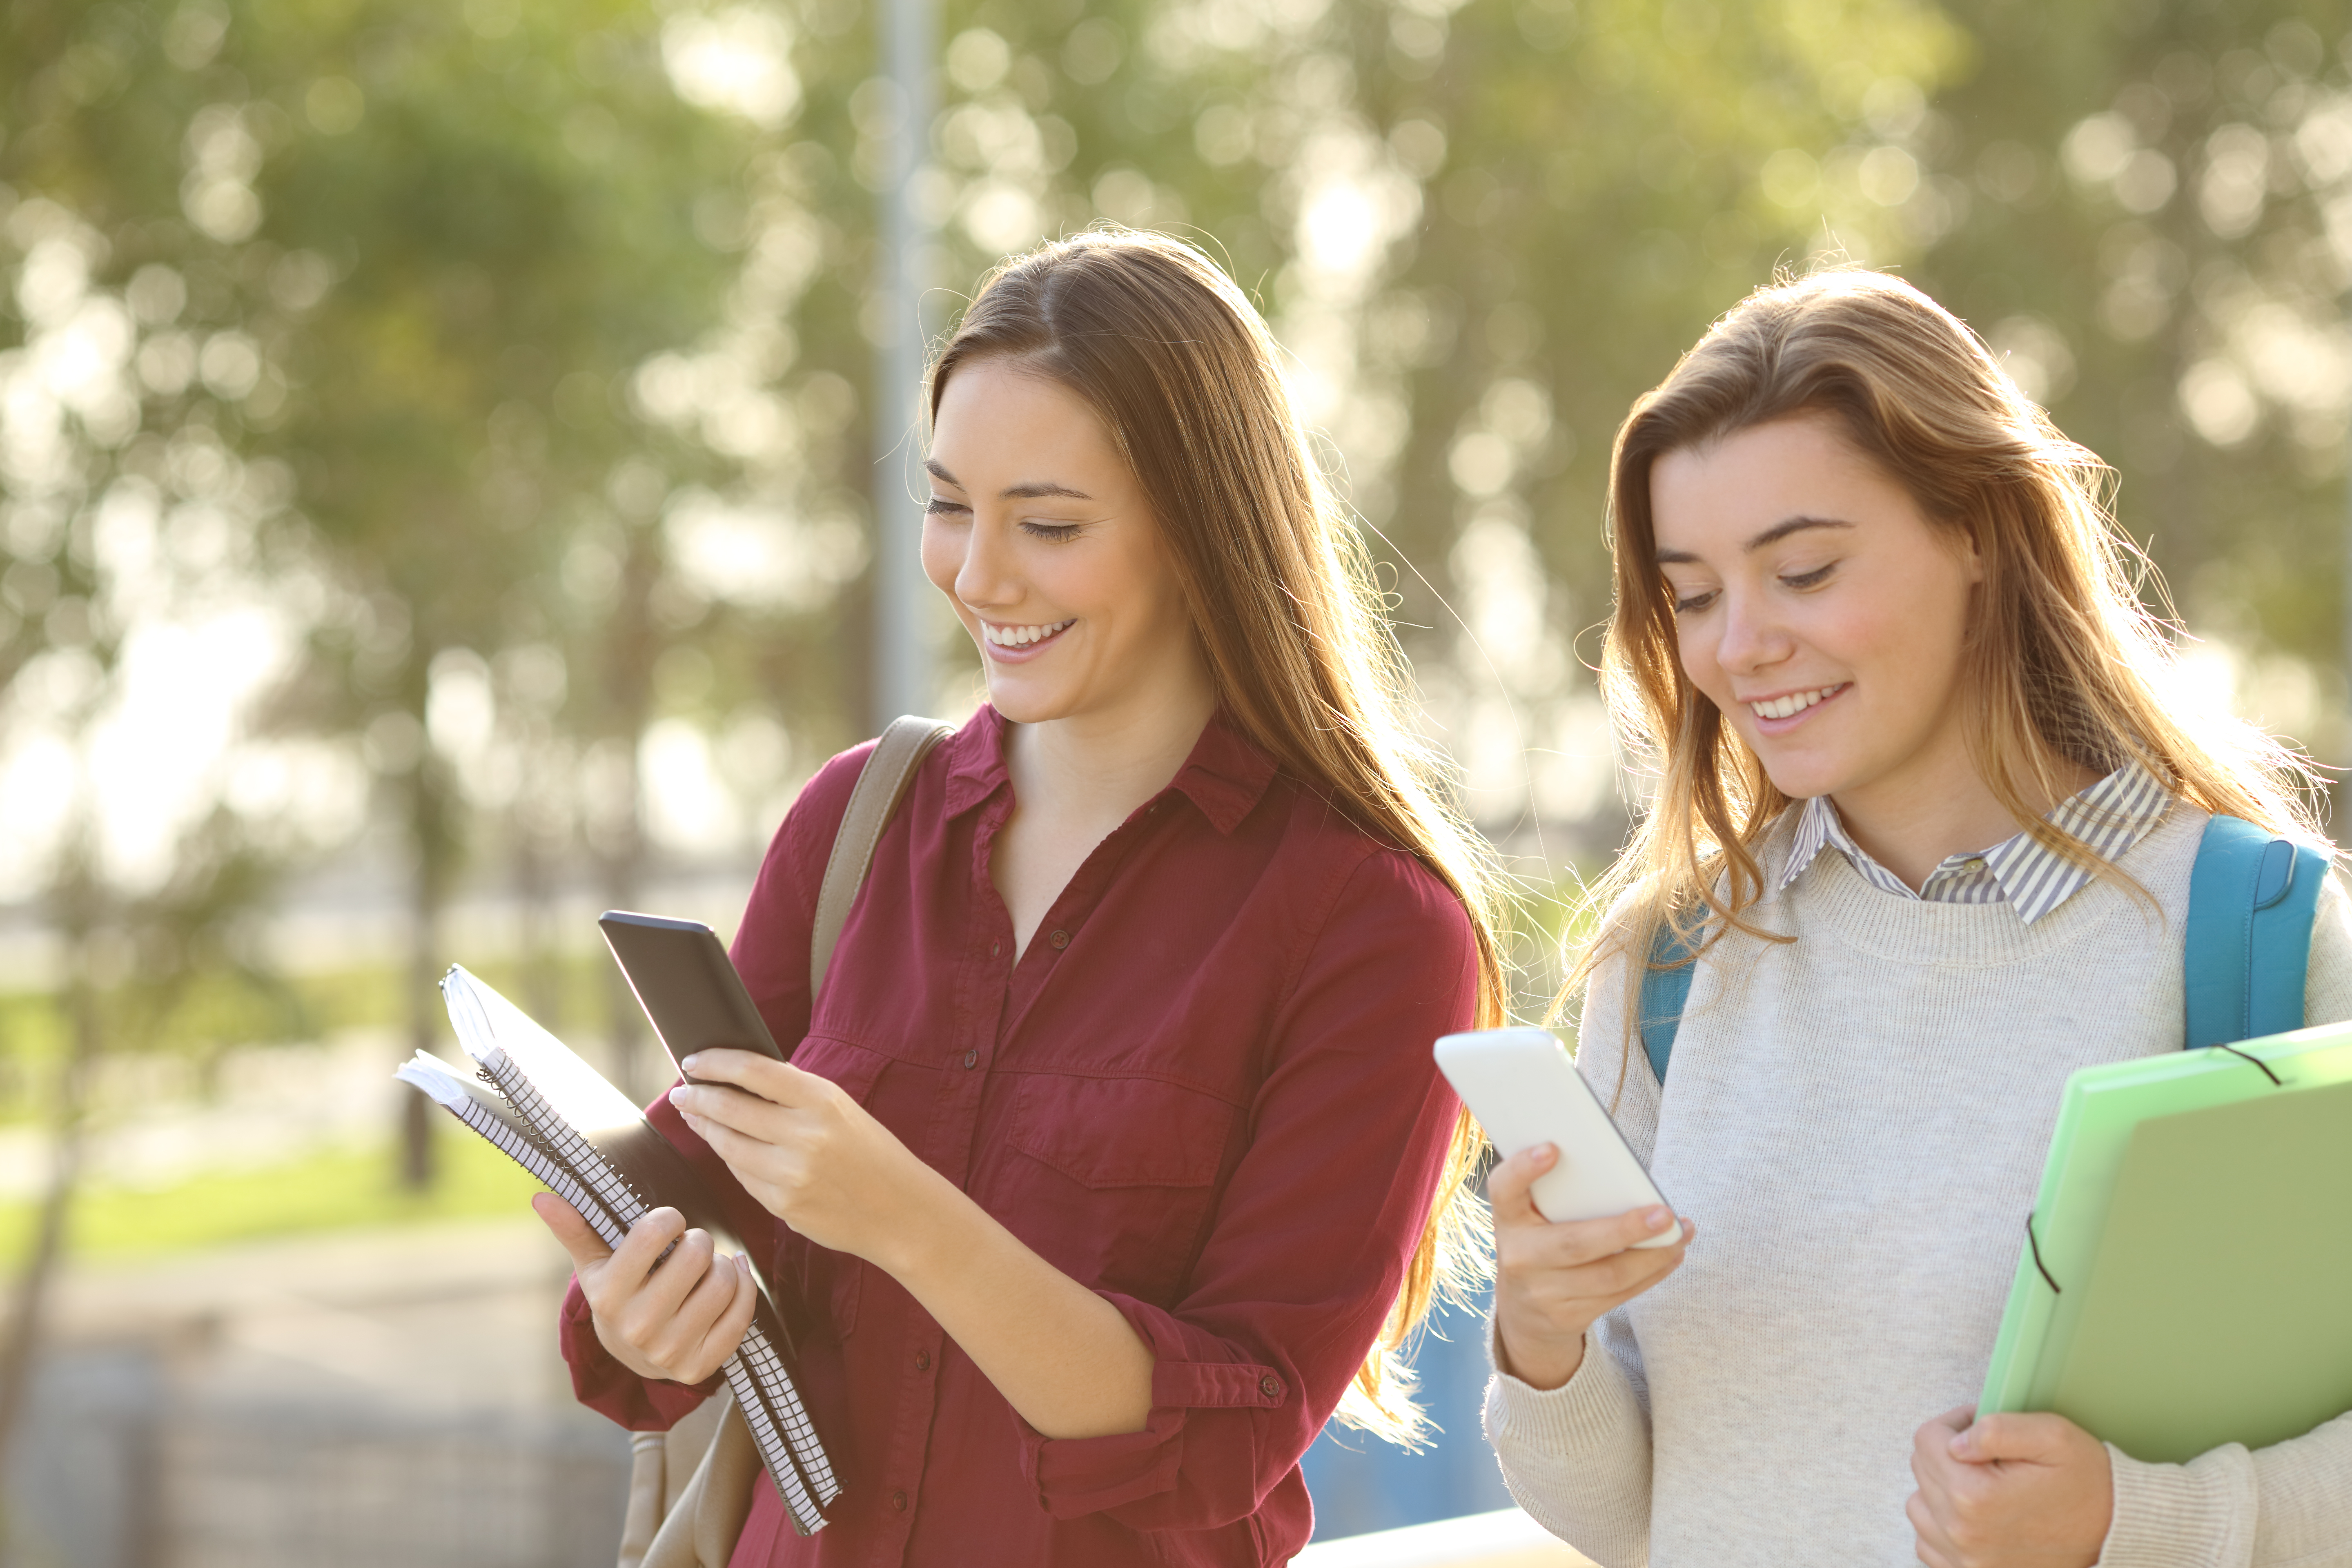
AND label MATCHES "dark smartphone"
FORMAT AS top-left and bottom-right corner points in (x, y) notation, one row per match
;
(597, 911), (786, 1078)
